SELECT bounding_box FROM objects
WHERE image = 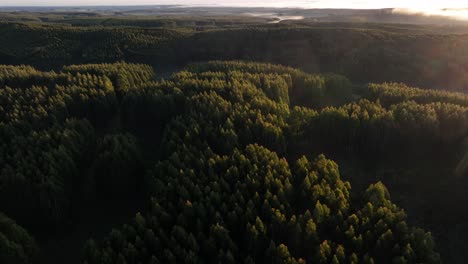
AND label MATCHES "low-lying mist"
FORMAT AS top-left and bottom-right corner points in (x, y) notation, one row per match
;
(393, 7), (468, 21)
